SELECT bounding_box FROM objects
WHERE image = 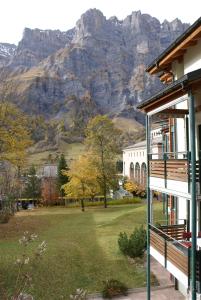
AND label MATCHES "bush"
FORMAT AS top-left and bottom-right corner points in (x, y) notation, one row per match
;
(118, 225), (146, 258)
(66, 197), (142, 208)
(102, 279), (128, 299)
(118, 232), (130, 256)
(0, 208), (11, 223)
(124, 180), (146, 198)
